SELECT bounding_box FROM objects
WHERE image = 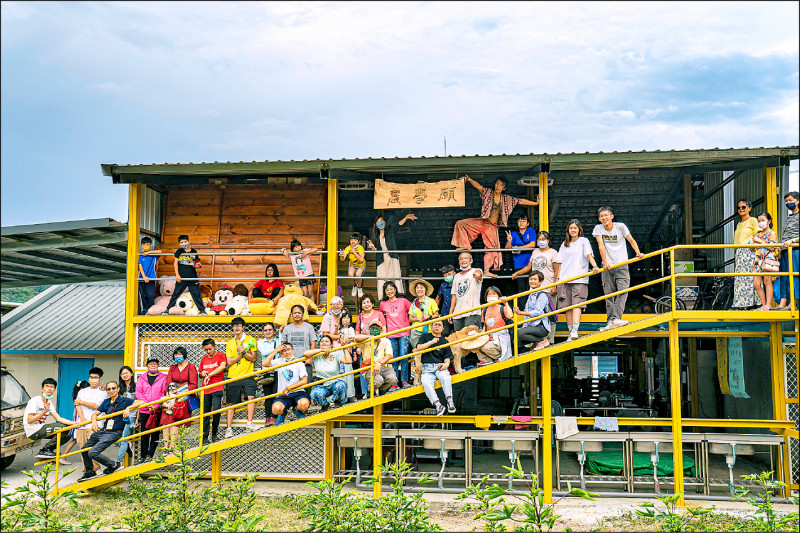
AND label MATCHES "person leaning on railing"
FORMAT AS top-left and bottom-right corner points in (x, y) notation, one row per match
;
(304, 335), (352, 412)
(130, 357), (167, 463)
(353, 319), (398, 398)
(773, 191), (800, 311)
(513, 270), (553, 352)
(553, 219), (600, 341)
(262, 342), (310, 425)
(77, 381), (135, 482)
(731, 200), (760, 310)
(751, 212), (778, 311)
(414, 320), (456, 416)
